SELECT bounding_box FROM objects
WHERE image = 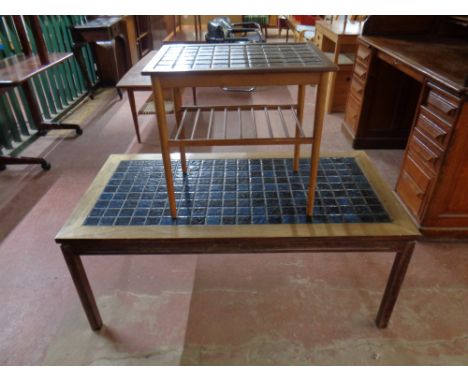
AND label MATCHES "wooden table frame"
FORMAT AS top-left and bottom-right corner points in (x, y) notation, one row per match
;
(55, 151), (420, 332)
(143, 44), (337, 218)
